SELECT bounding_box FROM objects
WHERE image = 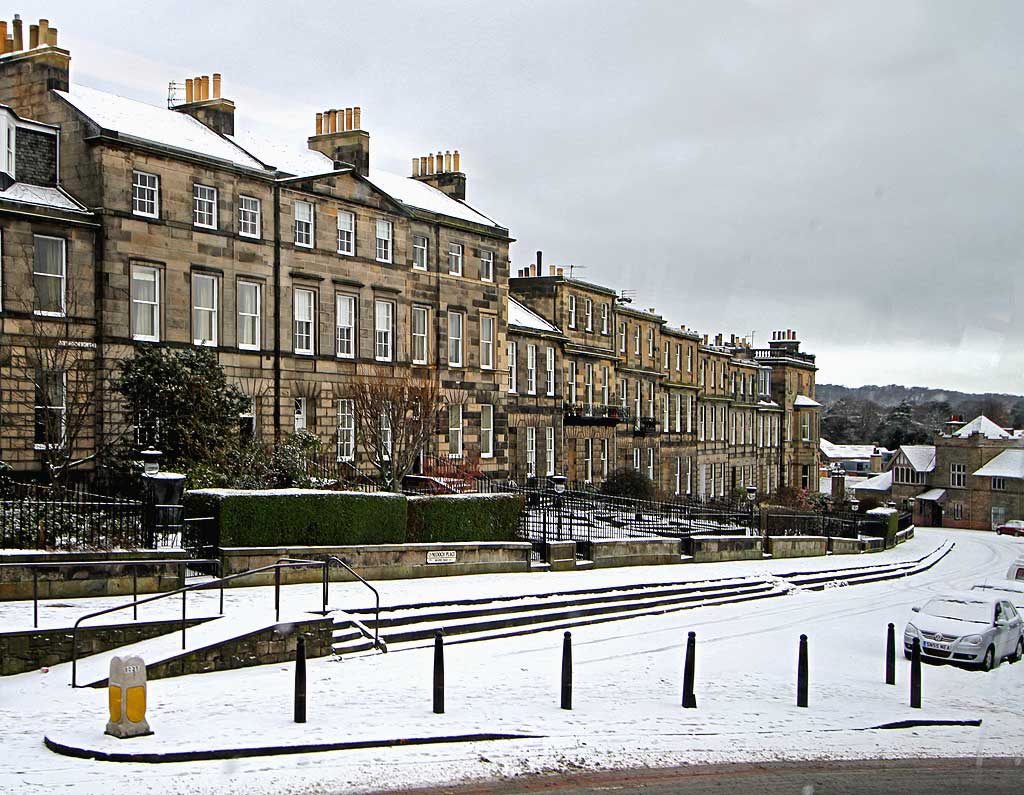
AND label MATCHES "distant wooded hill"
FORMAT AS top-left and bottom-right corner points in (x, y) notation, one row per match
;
(816, 384), (1024, 448)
